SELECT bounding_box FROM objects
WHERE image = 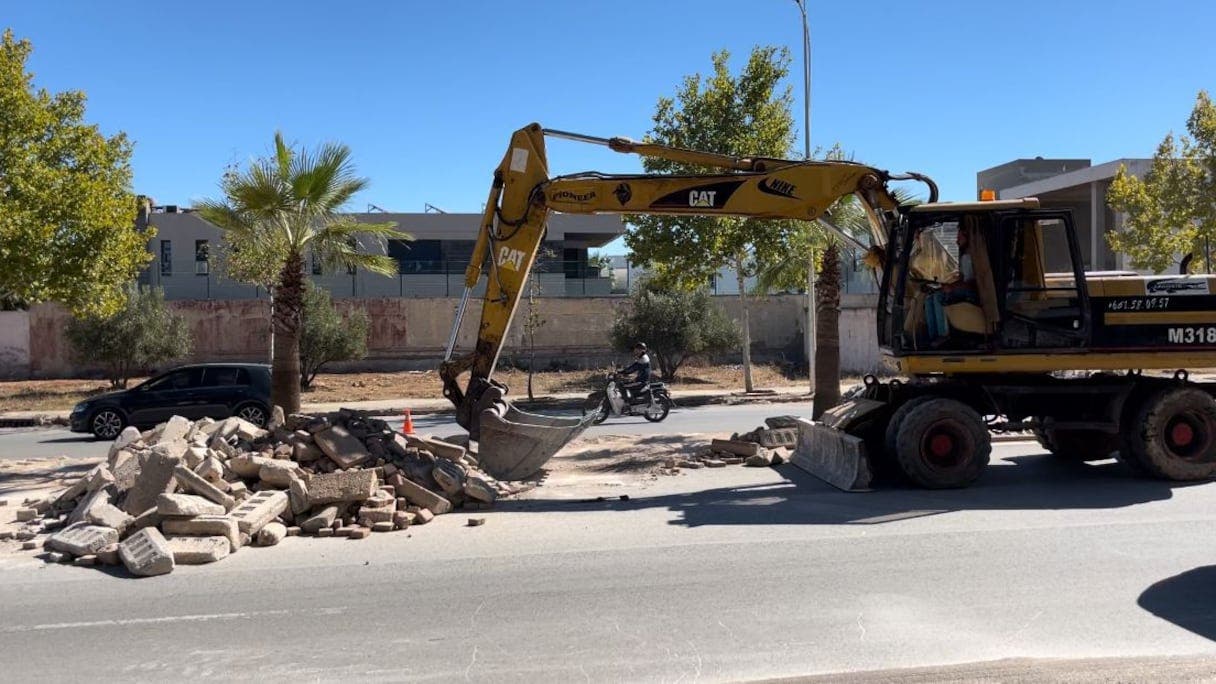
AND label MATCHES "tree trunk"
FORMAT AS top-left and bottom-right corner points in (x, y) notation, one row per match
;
(812, 242), (842, 419)
(735, 259), (754, 392)
(271, 252), (305, 415)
